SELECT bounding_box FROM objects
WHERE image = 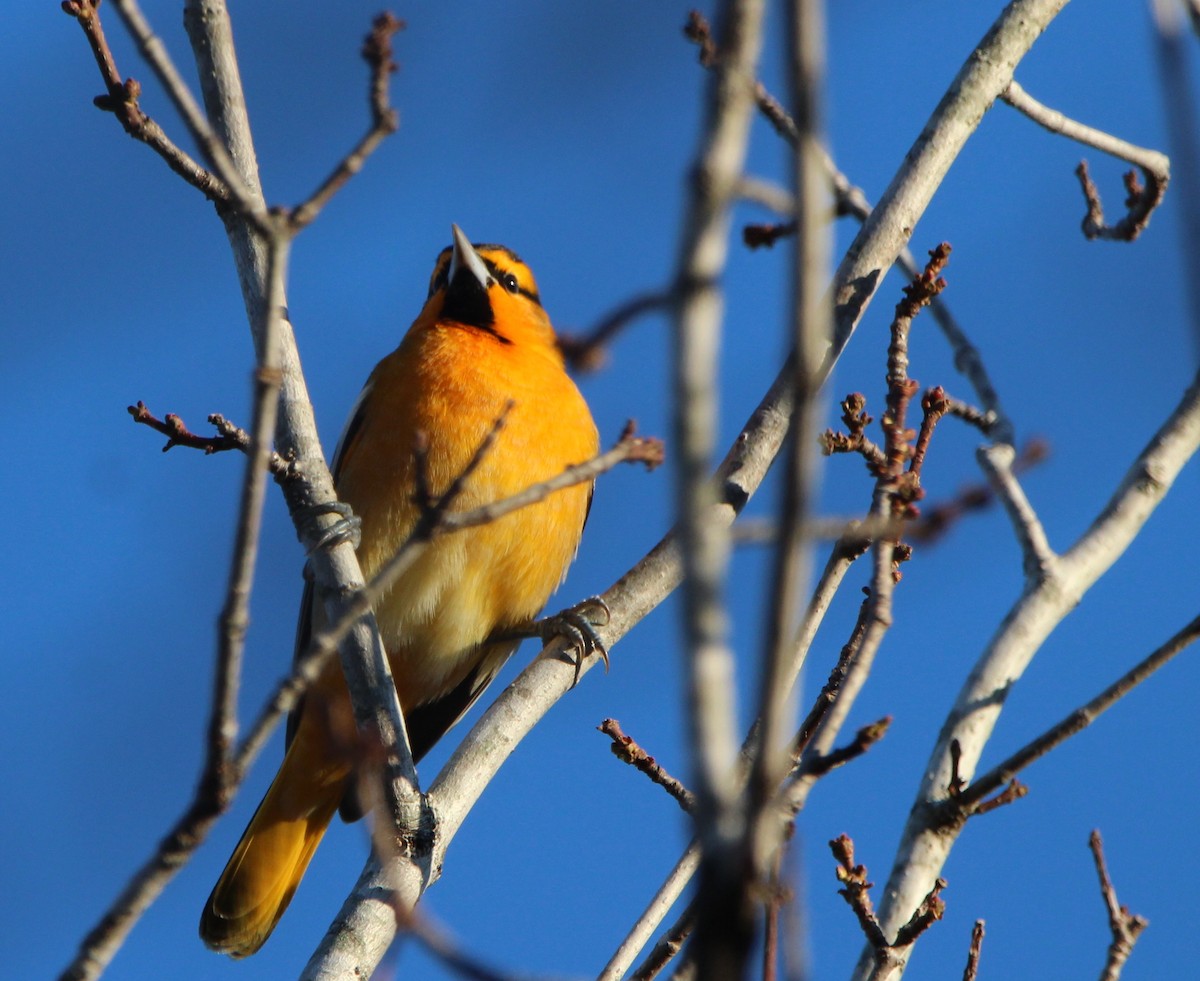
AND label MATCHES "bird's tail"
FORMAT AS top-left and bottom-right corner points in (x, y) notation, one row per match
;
(199, 738), (348, 958)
